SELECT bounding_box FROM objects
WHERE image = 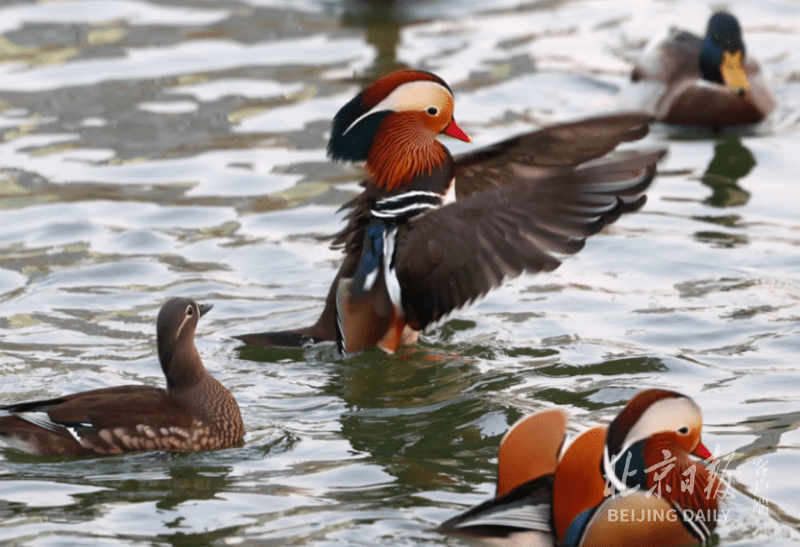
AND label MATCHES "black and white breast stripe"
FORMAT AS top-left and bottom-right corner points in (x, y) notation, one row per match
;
(371, 190), (444, 221)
